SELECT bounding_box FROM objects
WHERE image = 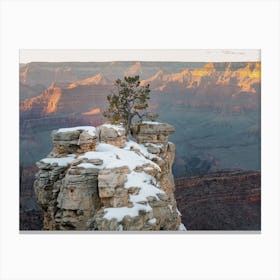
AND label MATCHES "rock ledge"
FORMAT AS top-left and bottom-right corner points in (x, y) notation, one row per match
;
(34, 122), (186, 231)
